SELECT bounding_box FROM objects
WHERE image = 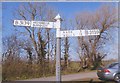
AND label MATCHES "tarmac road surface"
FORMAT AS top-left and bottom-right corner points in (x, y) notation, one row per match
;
(22, 71), (98, 81)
